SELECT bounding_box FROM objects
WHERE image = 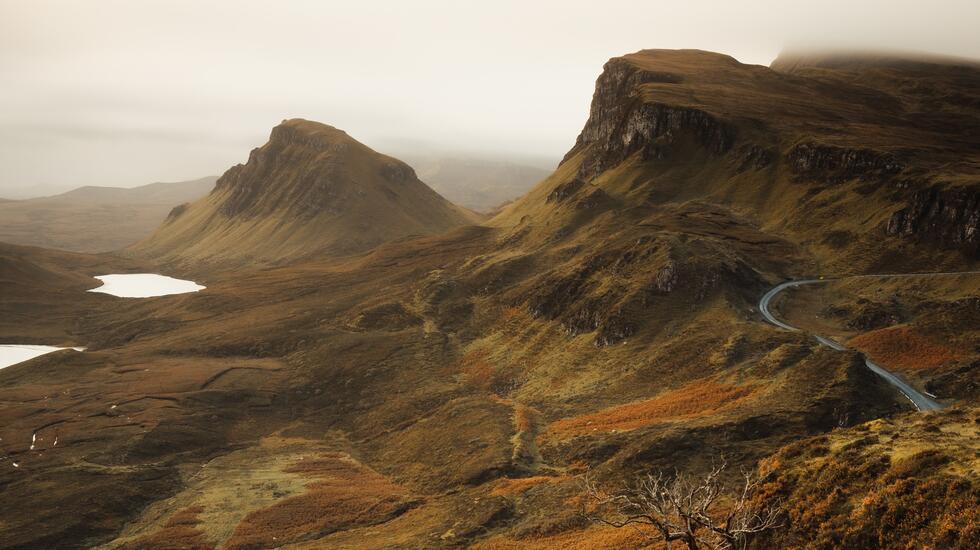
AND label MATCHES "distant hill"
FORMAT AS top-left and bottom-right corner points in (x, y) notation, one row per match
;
(130, 119), (480, 268)
(0, 182), (79, 200)
(0, 176), (217, 253)
(52, 178), (218, 204)
(401, 154), (553, 213)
